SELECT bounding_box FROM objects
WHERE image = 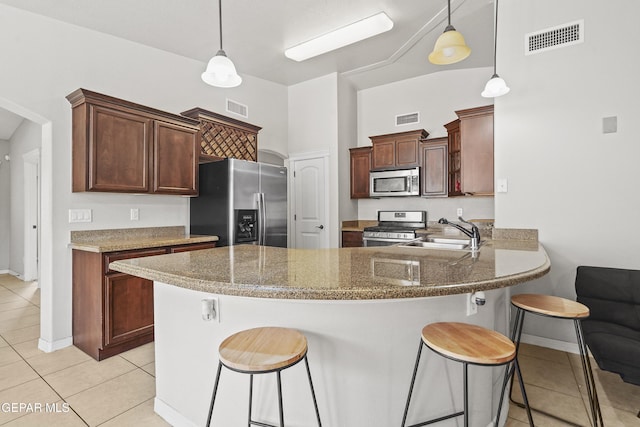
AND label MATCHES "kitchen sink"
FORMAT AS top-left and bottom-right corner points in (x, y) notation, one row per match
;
(399, 236), (481, 251)
(425, 237), (471, 245)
